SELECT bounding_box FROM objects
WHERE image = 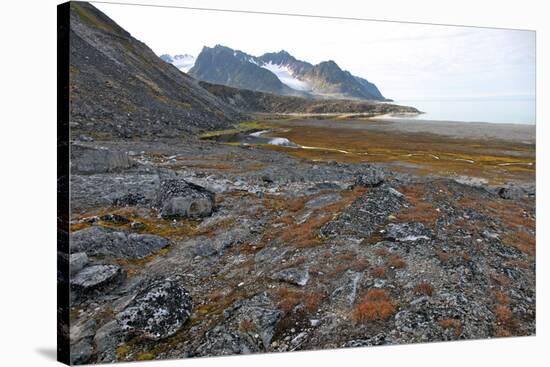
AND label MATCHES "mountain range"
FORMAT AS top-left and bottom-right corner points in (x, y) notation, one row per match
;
(161, 46), (388, 101)
(69, 3), (413, 139)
